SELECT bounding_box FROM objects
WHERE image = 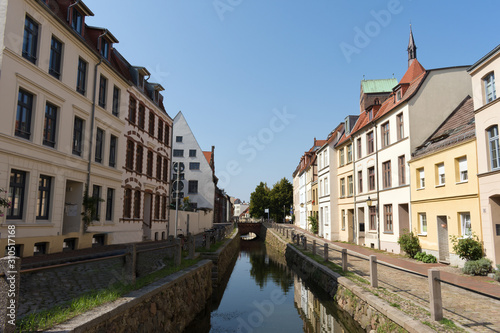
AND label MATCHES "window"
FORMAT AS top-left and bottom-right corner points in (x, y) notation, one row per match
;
(35, 175), (51, 220)
(398, 155), (405, 185)
(156, 155), (162, 179)
(484, 72), (497, 103)
(460, 212), (471, 237)
(418, 168), (425, 189)
(357, 138), (362, 158)
(324, 177), (329, 195)
(368, 167), (375, 191)
(419, 213), (427, 235)
(15, 89), (34, 140)
(325, 206), (329, 226)
(34, 242), (47, 256)
(190, 162), (200, 170)
(49, 36), (62, 79)
(154, 194), (160, 219)
(173, 149), (184, 157)
(358, 171), (363, 193)
(488, 126), (500, 170)
(318, 152), (323, 169)
(123, 188), (132, 218)
(126, 139), (134, 170)
(71, 8), (83, 34)
(341, 209), (346, 230)
(128, 97), (136, 123)
(147, 150), (153, 177)
(112, 86), (120, 116)
(133, 190), (141, 218)
(347, 175), (353, 196)
(458, 156), (468, 182)
(23, 16), (38, 64)
(105, 188), (114, 221)
(72, 117), (84, 156)
(176, 136), (183, 142)
(158, 119), (163, 141)
(92, 185), (101, 221)
(369, 206), (376, 230)
(76, 58), (87, 95)
(138, 105), (145, 129)
(381, 121), (390, 147)
(188, 180), (198, 194)
(324, 150), (328, 167)
(383, 161), (391, 188)
(148, 111), (155, 136)
(367, 131), (374, 154)
(100, 38), (109, 59)
(99, 75), (108, 109)
(319, 180), (323, 196)
(384, 205), (392, 232)
(95, 128), (104, 163)
(134, 144), (144, 173)
(340, 149), (345, 166)
(396, 90), (402, 101)
(164, 124), (170, 145)
(347, 144), (352, 163)
(340, 178), (345, 197)
(161, 196), (167, 219)
(163, 157), (169, 181)
(437, 163), (445, 185)
(109, 135), (117, 168)
(43, 102), (58, 147)
(397, 113), (404, 140)
(189, 149), (197, 157)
